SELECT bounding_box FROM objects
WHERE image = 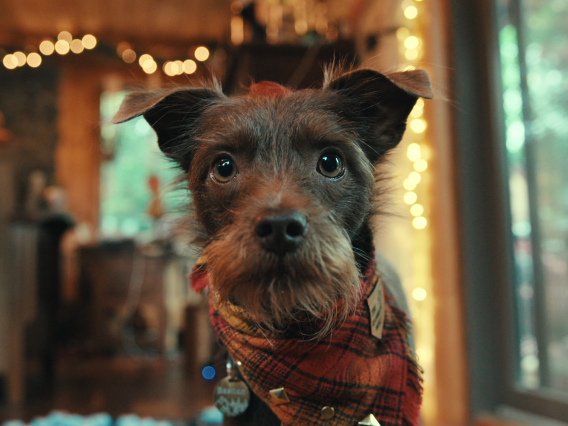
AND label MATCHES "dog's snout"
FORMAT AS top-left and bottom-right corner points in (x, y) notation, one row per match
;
(255, 211), (308, 254)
